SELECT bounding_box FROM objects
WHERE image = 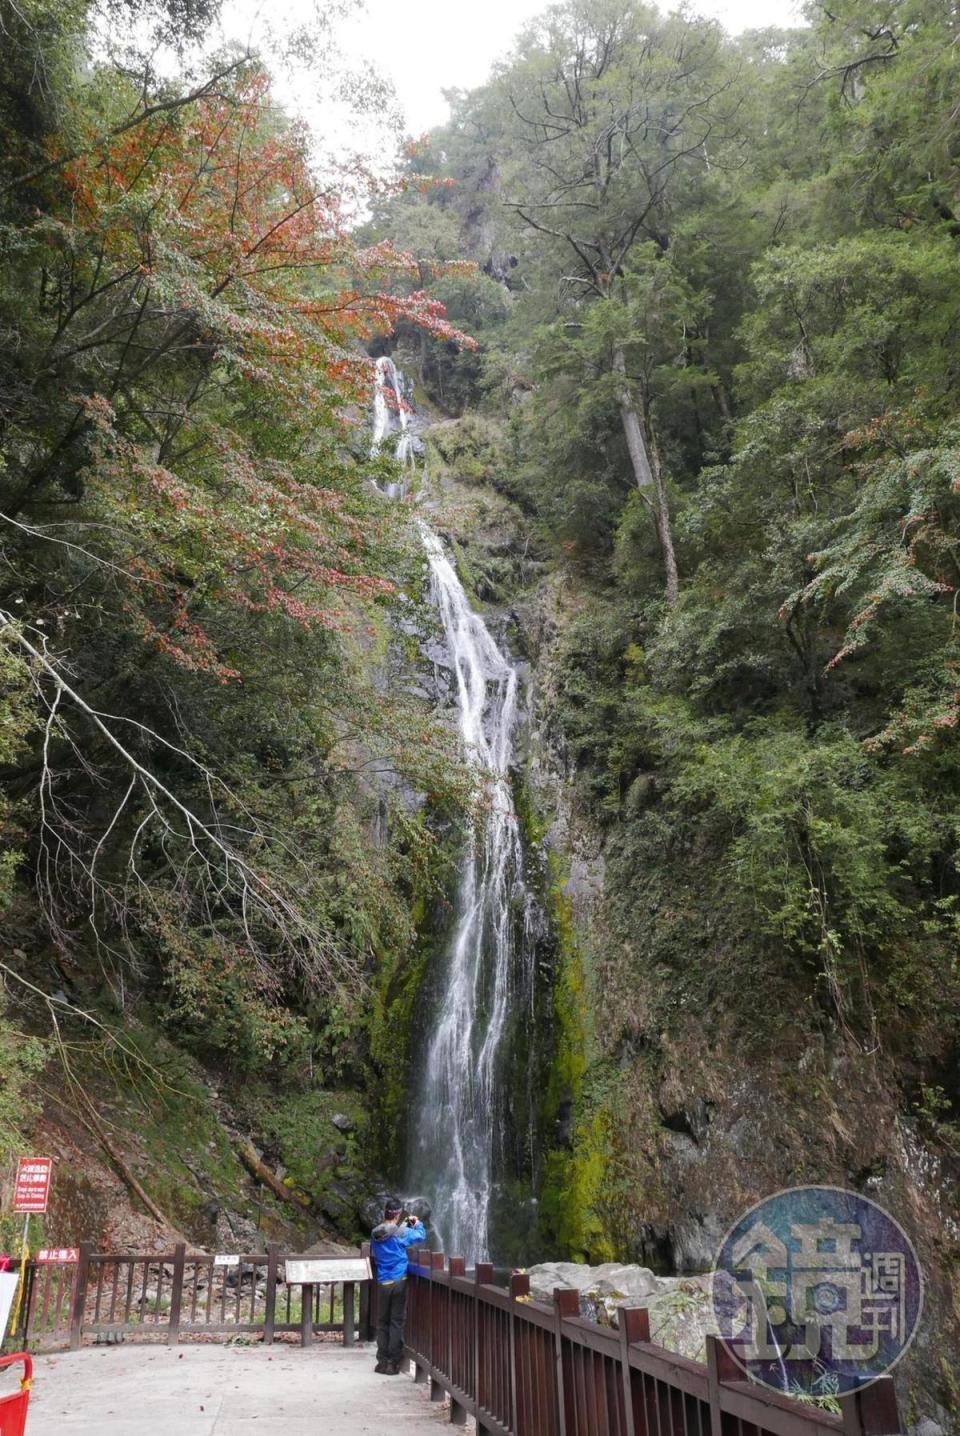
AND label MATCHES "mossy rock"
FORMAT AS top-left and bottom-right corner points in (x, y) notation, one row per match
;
(236, 1086), (369, 1226)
